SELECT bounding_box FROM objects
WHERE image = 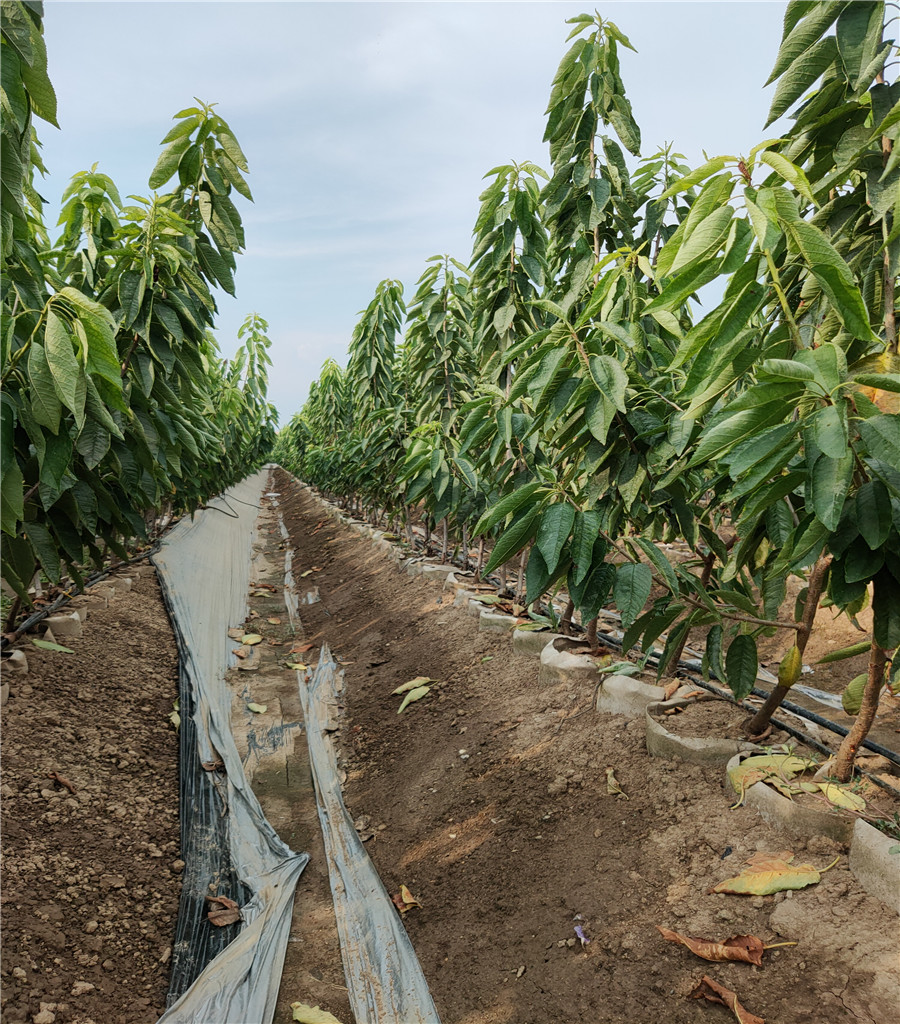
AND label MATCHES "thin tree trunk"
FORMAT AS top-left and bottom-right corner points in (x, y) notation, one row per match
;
(560, 599), (575, 636)
(499, 563), (507, 593)
(515, 546), (528, 603)
(833, 645), (887, 782)
(475, 539), (485, 581)
(461, 524), (470, 572)
(585, 616), (599, 651)
(746, 554), (830, 737)
(441, 520), (448, 563)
